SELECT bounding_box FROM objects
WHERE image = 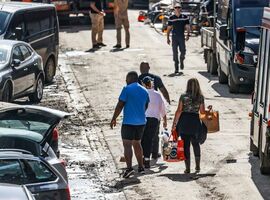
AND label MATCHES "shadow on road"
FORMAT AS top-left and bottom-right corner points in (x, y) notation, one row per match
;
(158, 173), (216, 182)
(113, 177), (141, 190)
(249, 154), (270, 199)
(198, 71), (252, 99)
